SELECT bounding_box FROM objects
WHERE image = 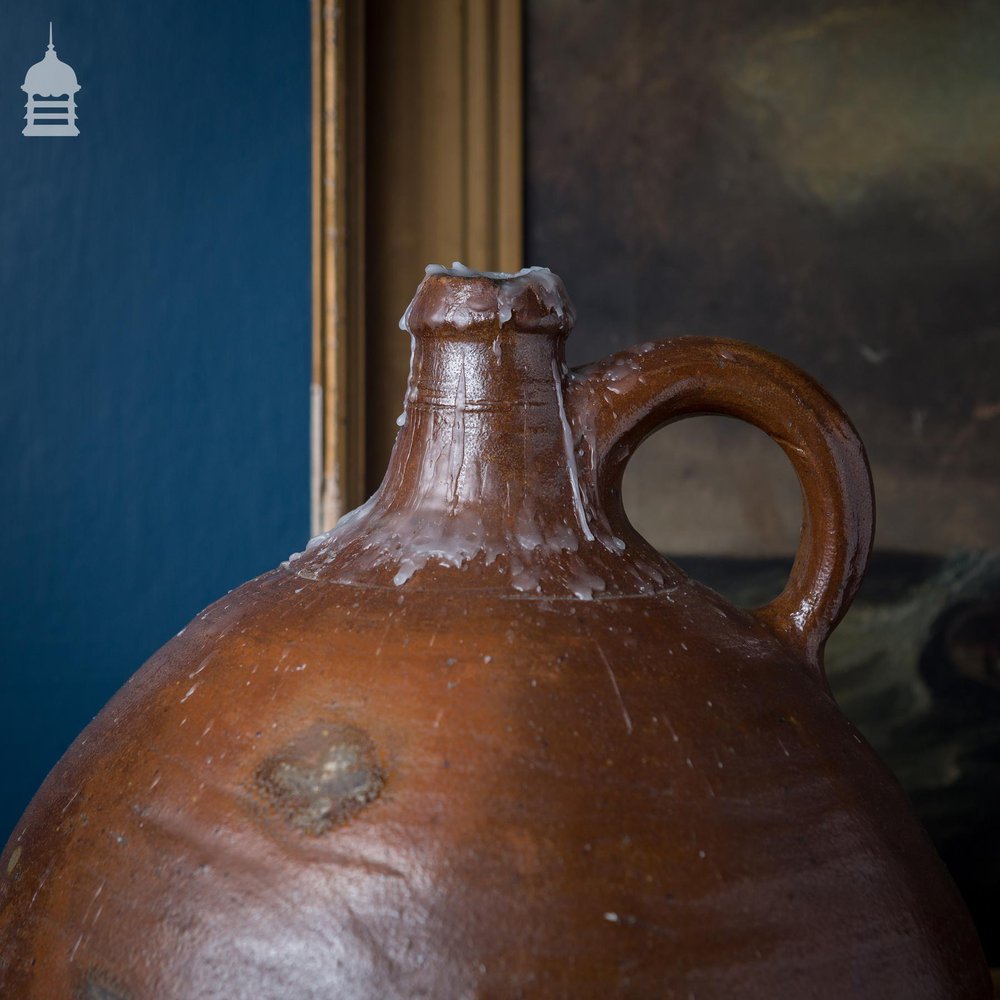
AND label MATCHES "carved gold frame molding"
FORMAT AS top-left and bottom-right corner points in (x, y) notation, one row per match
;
(311, 0), (523, 535)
